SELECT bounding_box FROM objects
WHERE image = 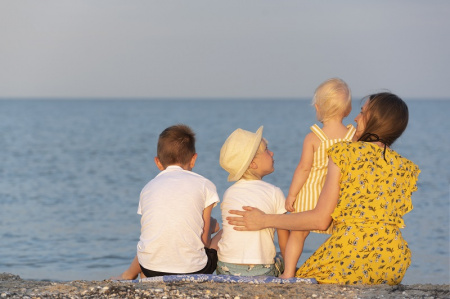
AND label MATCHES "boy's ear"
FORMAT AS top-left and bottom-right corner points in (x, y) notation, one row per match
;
(189, 153), (198, 169)
(154, 157), (165, 171)
(249, 160), (258, 169)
